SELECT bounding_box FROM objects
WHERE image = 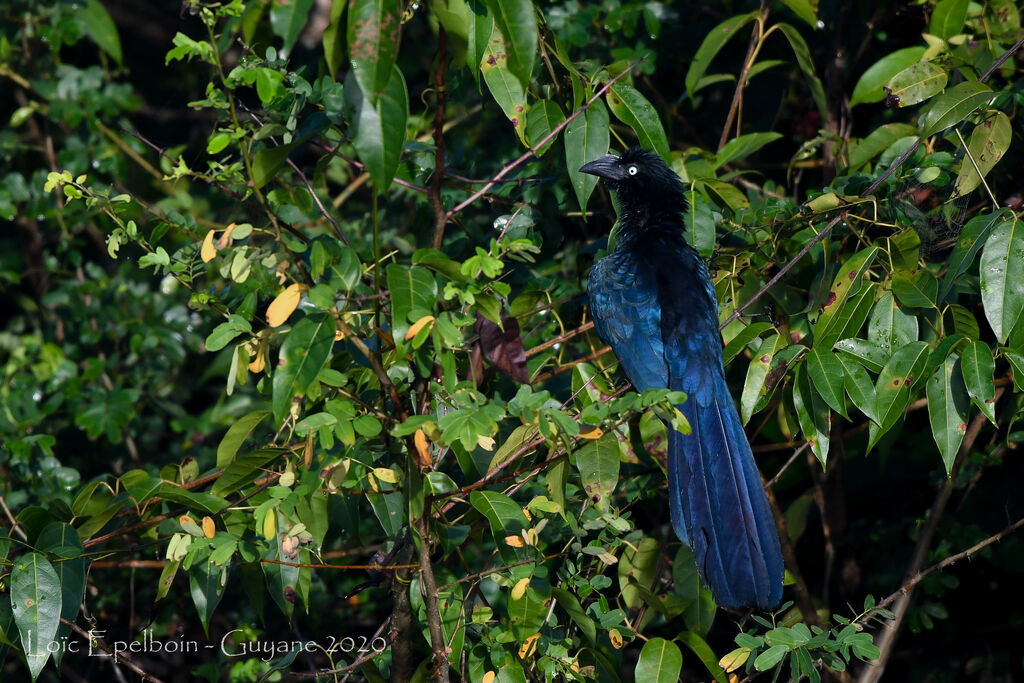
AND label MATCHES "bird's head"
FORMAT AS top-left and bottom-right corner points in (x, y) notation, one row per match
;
(579, 147), (685, 213)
